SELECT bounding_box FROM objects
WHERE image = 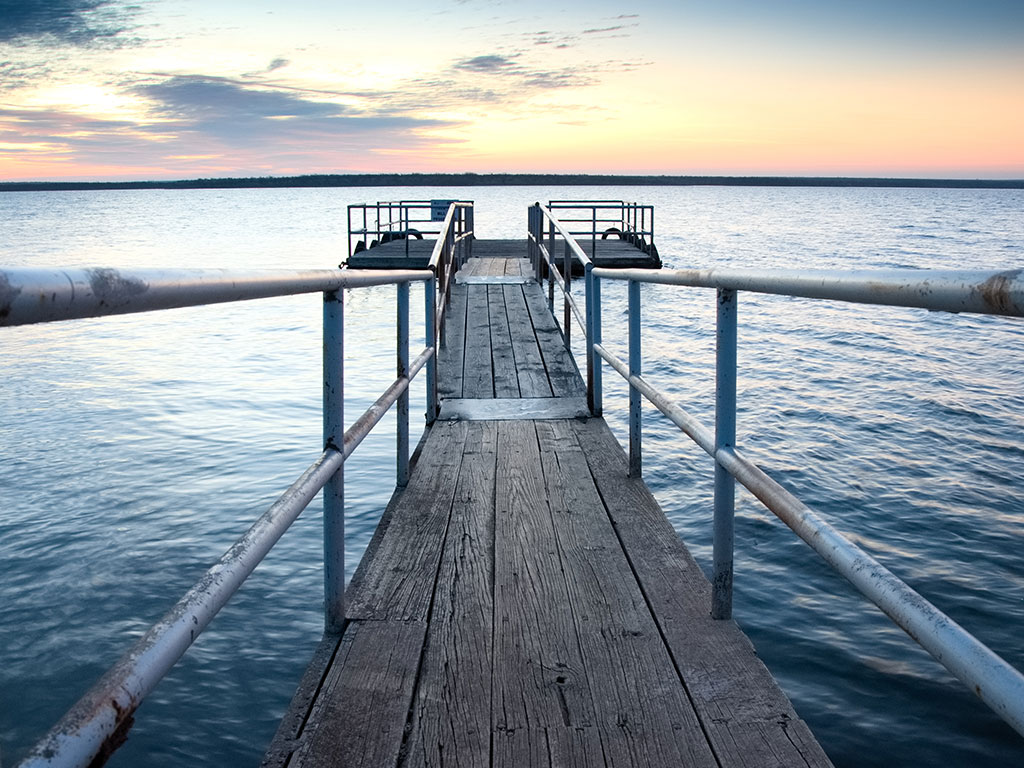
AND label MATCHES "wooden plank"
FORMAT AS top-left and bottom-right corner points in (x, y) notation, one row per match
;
(462, 285), (494, 398)
(534, 420), (718, 767)
(502, 286), (553, 398)
(493, 420), (595, 731)
(404, 422), (497, 768)
(288, 619), (426, 768)
(345, 420), (468, 621)
(438, 283), (467, 399)
(572, 418), (834, 768)
(493, 727), (605, 768)
(261, 634), (342, 768)
(488, 285), (520, 398)
(521, 284), (586, 398)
